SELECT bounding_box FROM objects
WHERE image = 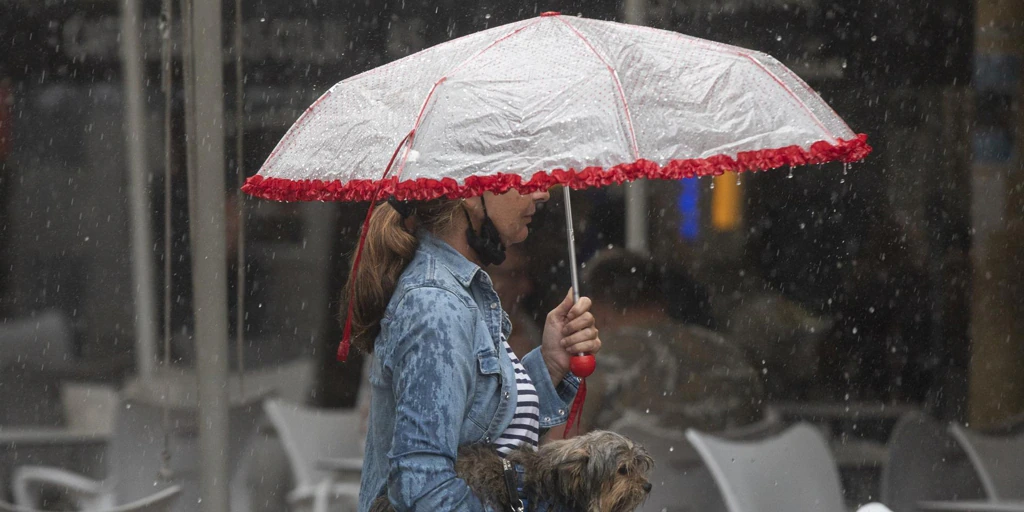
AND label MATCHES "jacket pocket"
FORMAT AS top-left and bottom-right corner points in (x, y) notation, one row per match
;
(477, 351), (501, 375)
(465, 352), (502, 436)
